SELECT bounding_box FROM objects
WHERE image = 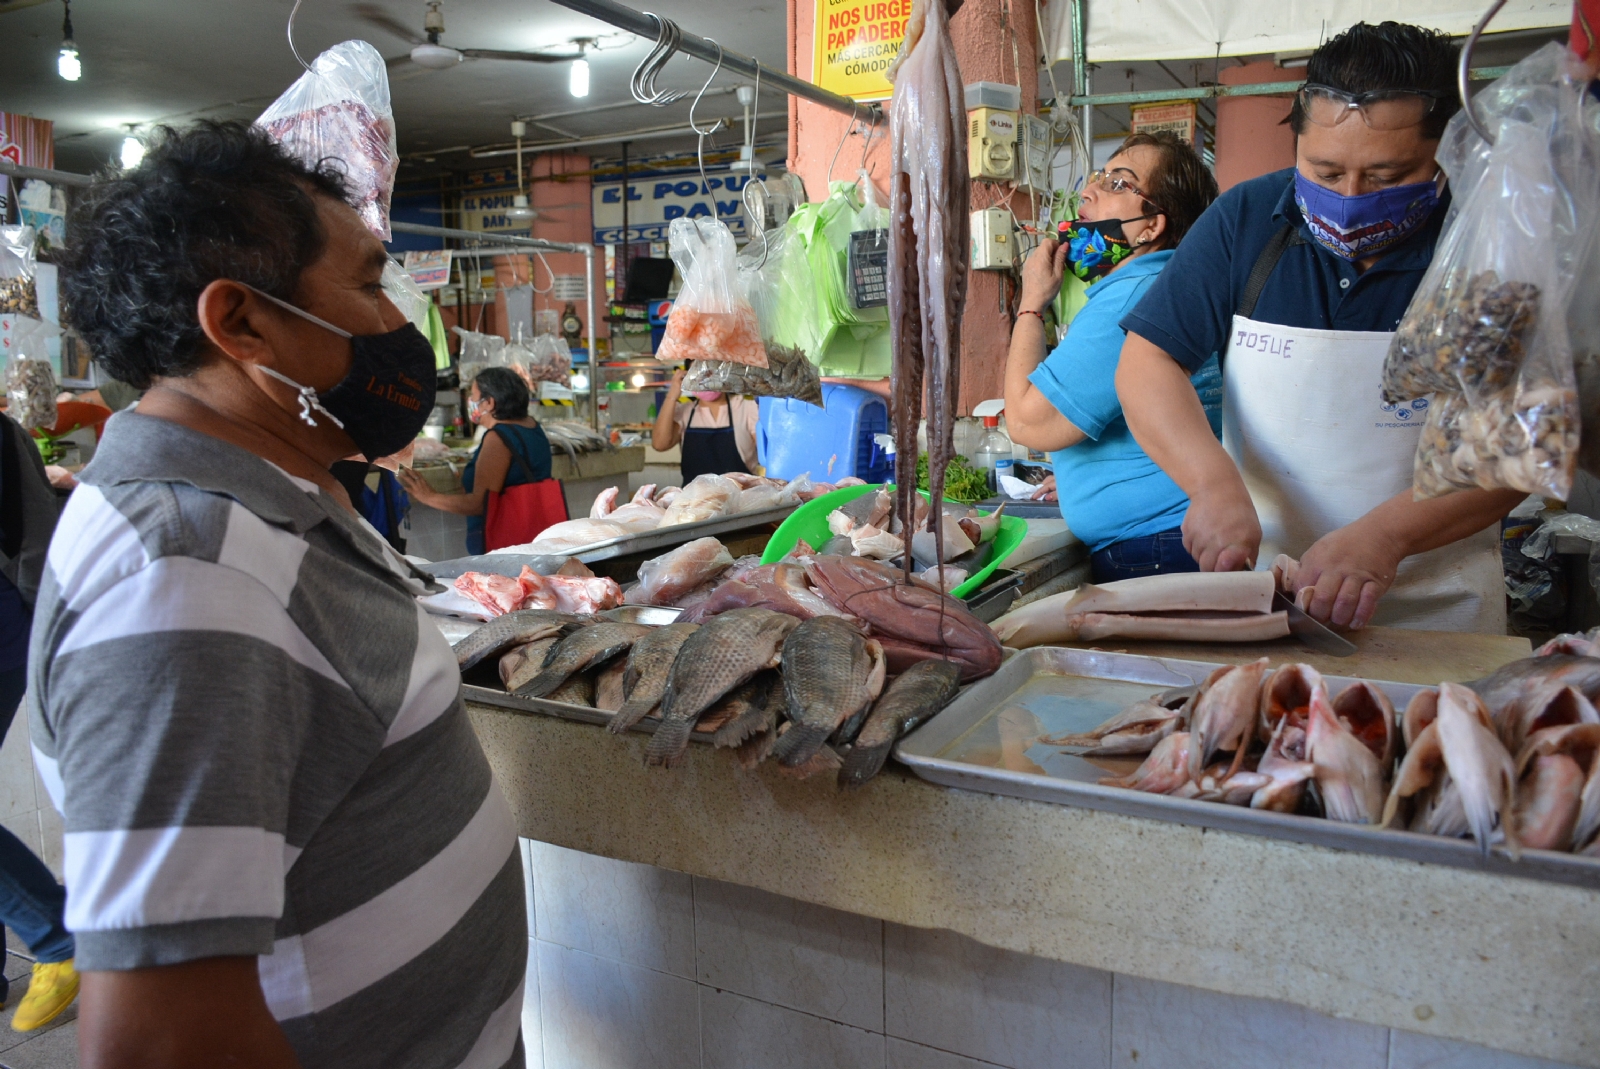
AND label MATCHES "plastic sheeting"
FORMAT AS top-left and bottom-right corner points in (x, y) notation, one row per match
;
(1042, 0), (1571, 64)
